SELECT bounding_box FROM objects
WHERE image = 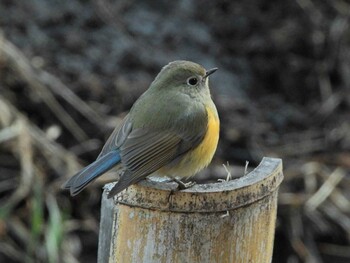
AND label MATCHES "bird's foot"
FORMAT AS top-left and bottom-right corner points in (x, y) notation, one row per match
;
(173, 177), (196, 190)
